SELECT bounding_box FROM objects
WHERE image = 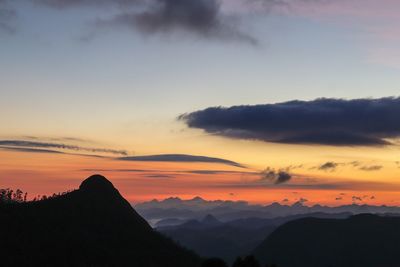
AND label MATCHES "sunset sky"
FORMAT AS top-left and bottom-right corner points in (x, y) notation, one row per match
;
(2, 0), (400, 206)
